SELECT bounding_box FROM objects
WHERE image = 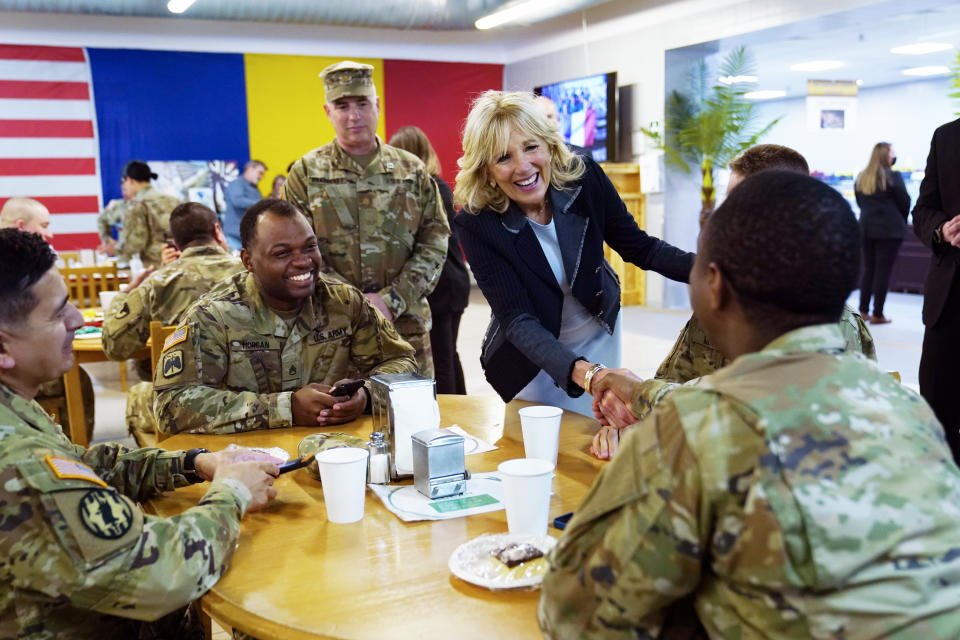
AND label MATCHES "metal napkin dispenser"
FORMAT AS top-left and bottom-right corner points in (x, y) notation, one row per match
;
(369, 372), (438, 481)
(412, 428), (469, 499)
